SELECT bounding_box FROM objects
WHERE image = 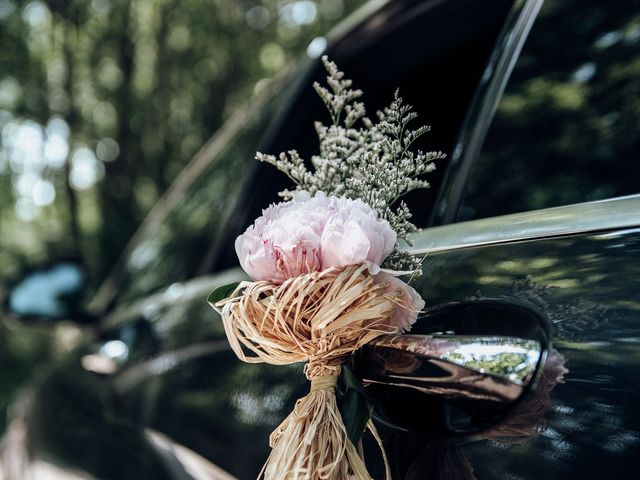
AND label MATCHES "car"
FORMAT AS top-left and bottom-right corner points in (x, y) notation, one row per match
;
(2, 0), (640, 478)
